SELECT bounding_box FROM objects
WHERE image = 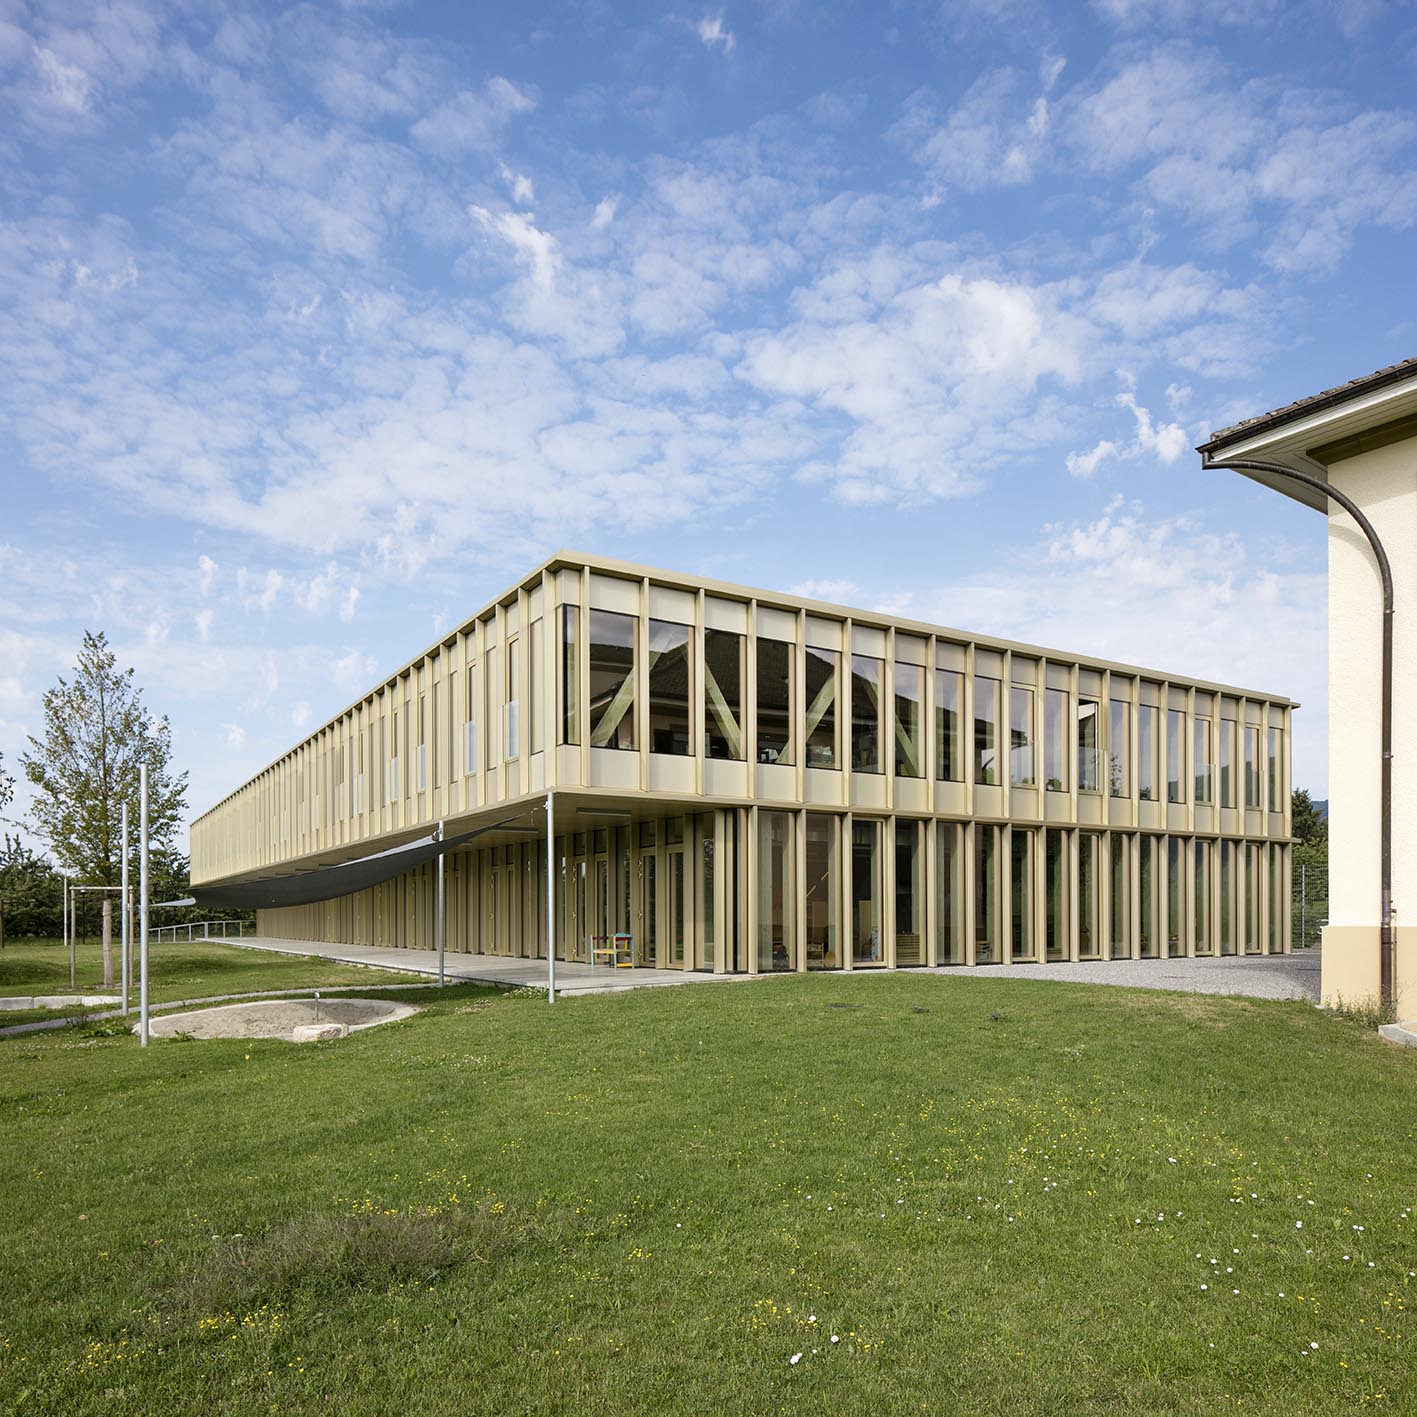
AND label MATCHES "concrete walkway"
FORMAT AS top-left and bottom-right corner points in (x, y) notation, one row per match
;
(230, 936), (1321, 1002)
(226, 936), (757, 997)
